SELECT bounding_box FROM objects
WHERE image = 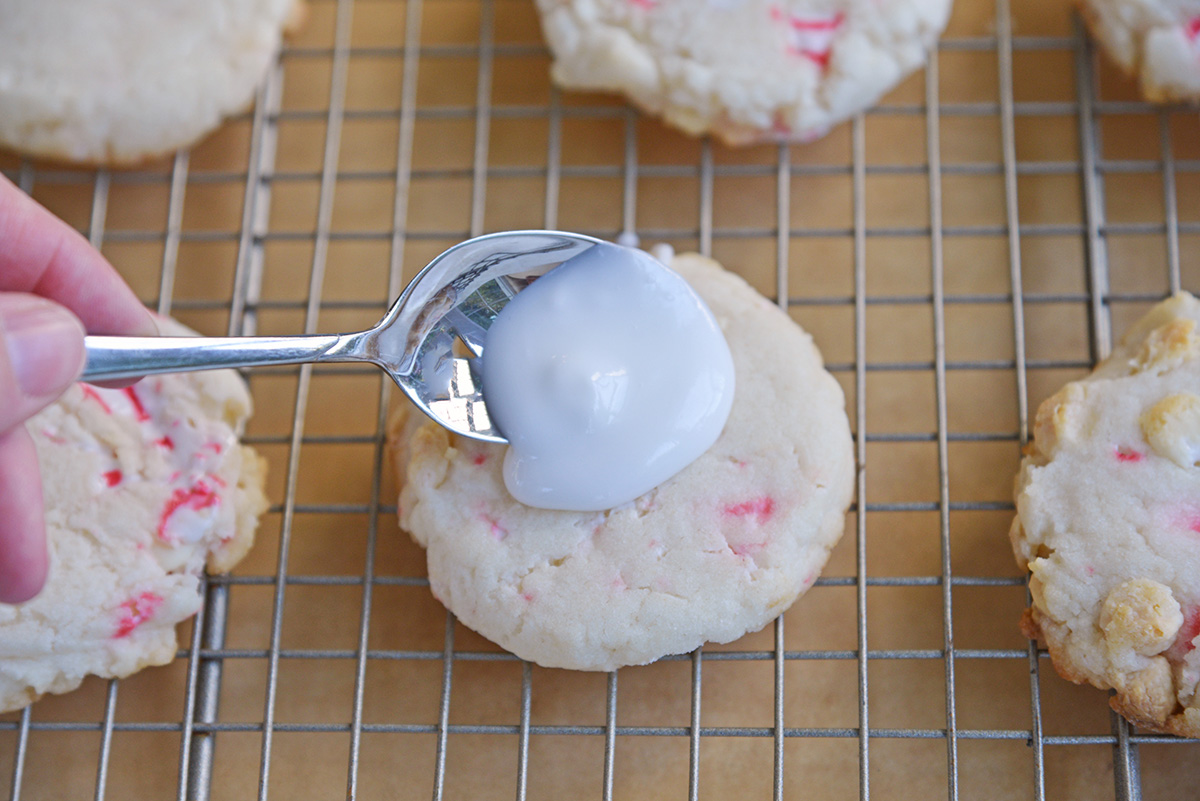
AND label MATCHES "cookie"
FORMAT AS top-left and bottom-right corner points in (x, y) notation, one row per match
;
(0, 0), (301, 165)
(534, 0), (952, 145)
(389, 251), (854, 671)
(1012, 293), (1200, 736)
(1080, 0), (1200, 102)
(0, 322), (267, 712)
